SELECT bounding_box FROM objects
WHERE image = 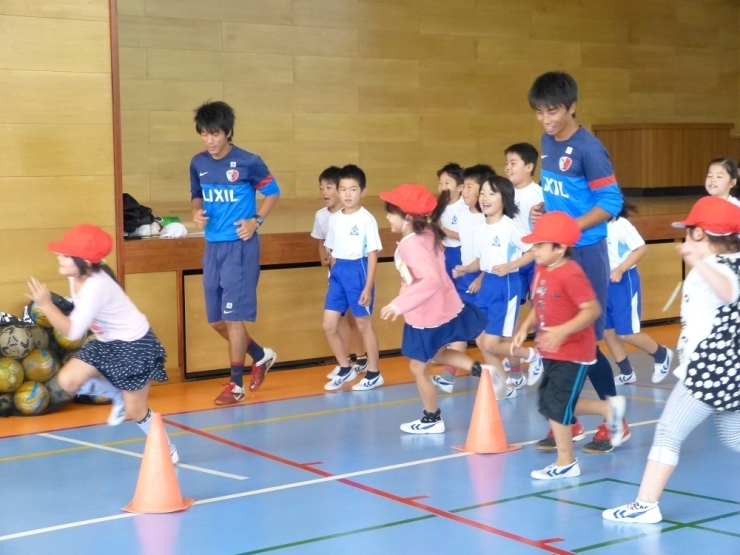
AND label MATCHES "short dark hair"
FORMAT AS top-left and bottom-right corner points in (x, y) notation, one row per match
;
(462, 164), (496, 186)
(483, 175), (519, 219)
(437, 163), (464, 185)
(194, 101), (235, 141)
(528, 72), (578, 111)
(504, 143), (539, 175)
(319, 166), (341, 185)
(338, 164), (367, 190)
